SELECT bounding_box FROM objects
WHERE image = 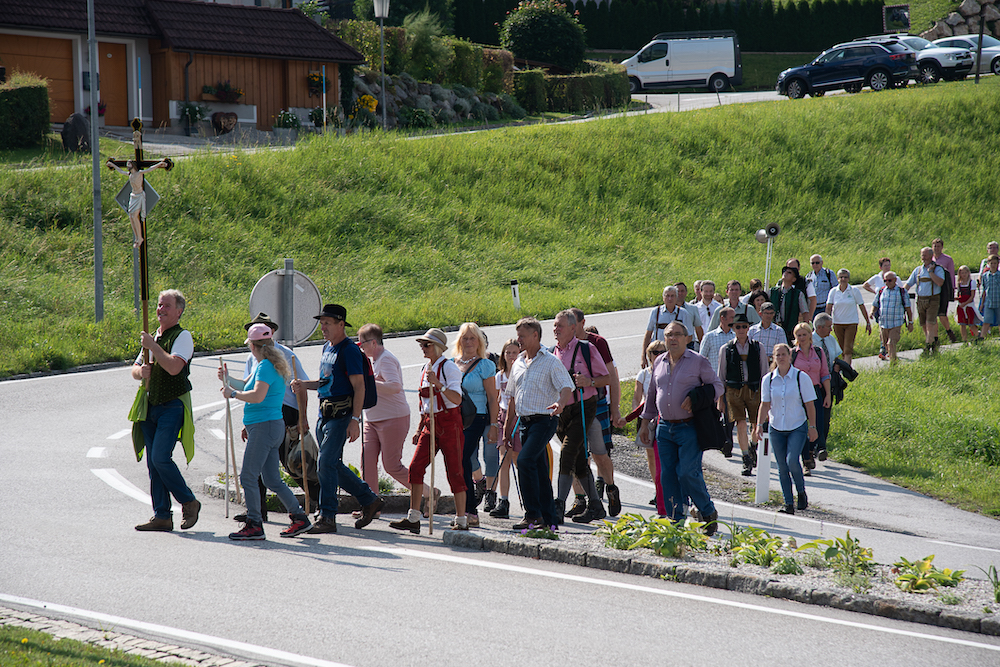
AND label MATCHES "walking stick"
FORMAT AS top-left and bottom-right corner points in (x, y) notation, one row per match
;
(220, 358), (230, 517)
(510, 417), (523, 508)
(428, 380), (436, 535)
(292, 363), (310, 514)
(223, 361), (242, 504)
